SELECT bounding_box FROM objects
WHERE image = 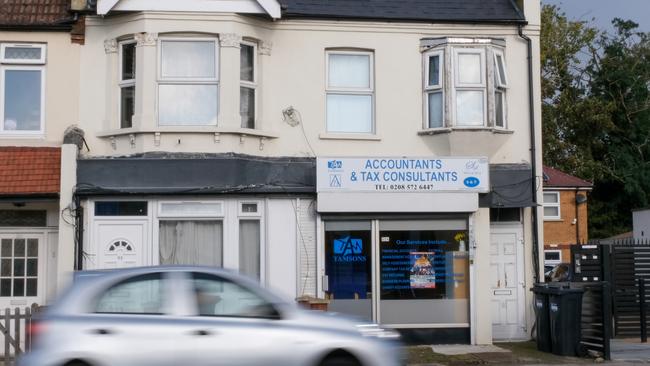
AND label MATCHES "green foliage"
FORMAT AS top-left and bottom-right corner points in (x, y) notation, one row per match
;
(542, 5), (650, 238)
